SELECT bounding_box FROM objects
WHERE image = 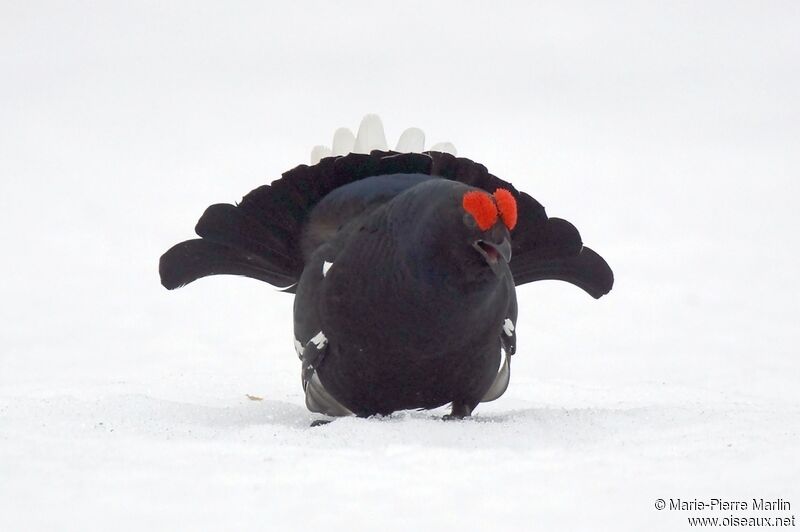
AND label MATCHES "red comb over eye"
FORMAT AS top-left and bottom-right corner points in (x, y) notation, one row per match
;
(462, 191), (498, 231)
(493, 188), (517, 230)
